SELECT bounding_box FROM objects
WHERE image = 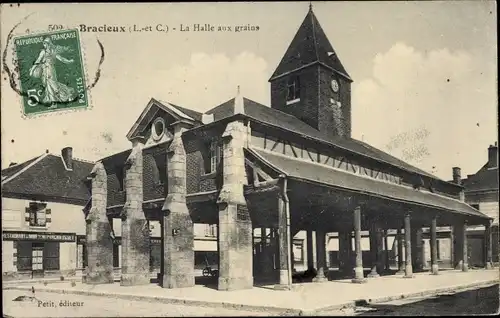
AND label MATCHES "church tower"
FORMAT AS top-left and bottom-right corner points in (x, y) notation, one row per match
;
(269, 5), (352, 138)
